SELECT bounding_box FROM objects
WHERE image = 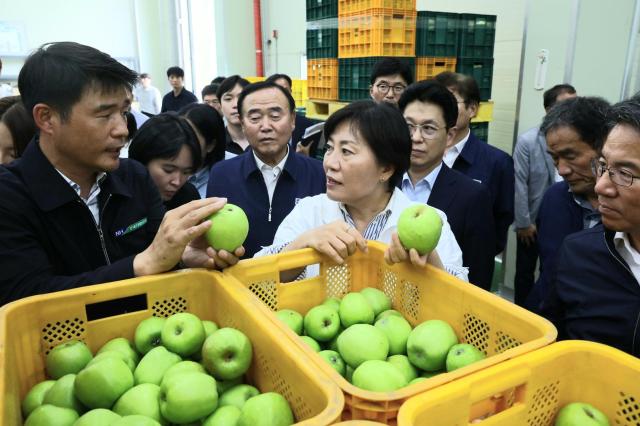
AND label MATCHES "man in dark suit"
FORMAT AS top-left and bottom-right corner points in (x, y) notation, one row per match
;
(398, 80), (495, 290)
(435, 72), (514, 256)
